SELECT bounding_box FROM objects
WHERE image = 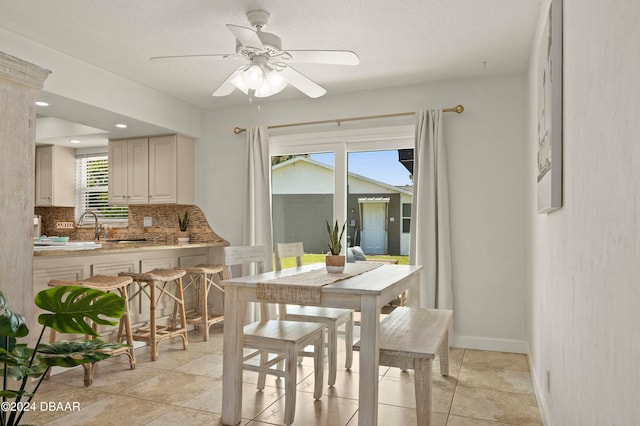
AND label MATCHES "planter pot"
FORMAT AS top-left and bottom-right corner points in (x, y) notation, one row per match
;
(325, 254), (345, 274)
(176, 231), (190, 244)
